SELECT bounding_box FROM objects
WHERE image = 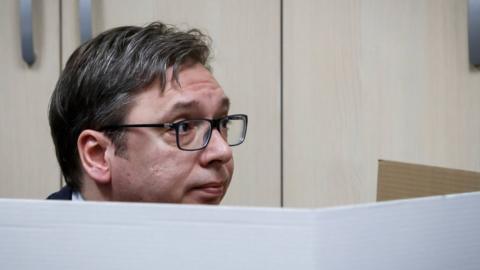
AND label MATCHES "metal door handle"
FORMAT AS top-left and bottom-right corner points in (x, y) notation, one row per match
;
(79, 0), (92, 43)
(469, 0), (480, 66)
(20, 0), (35, 66)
